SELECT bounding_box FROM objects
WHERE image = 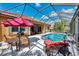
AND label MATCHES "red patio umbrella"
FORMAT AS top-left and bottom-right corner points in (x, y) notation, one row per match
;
(2, 18), (33, 51)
